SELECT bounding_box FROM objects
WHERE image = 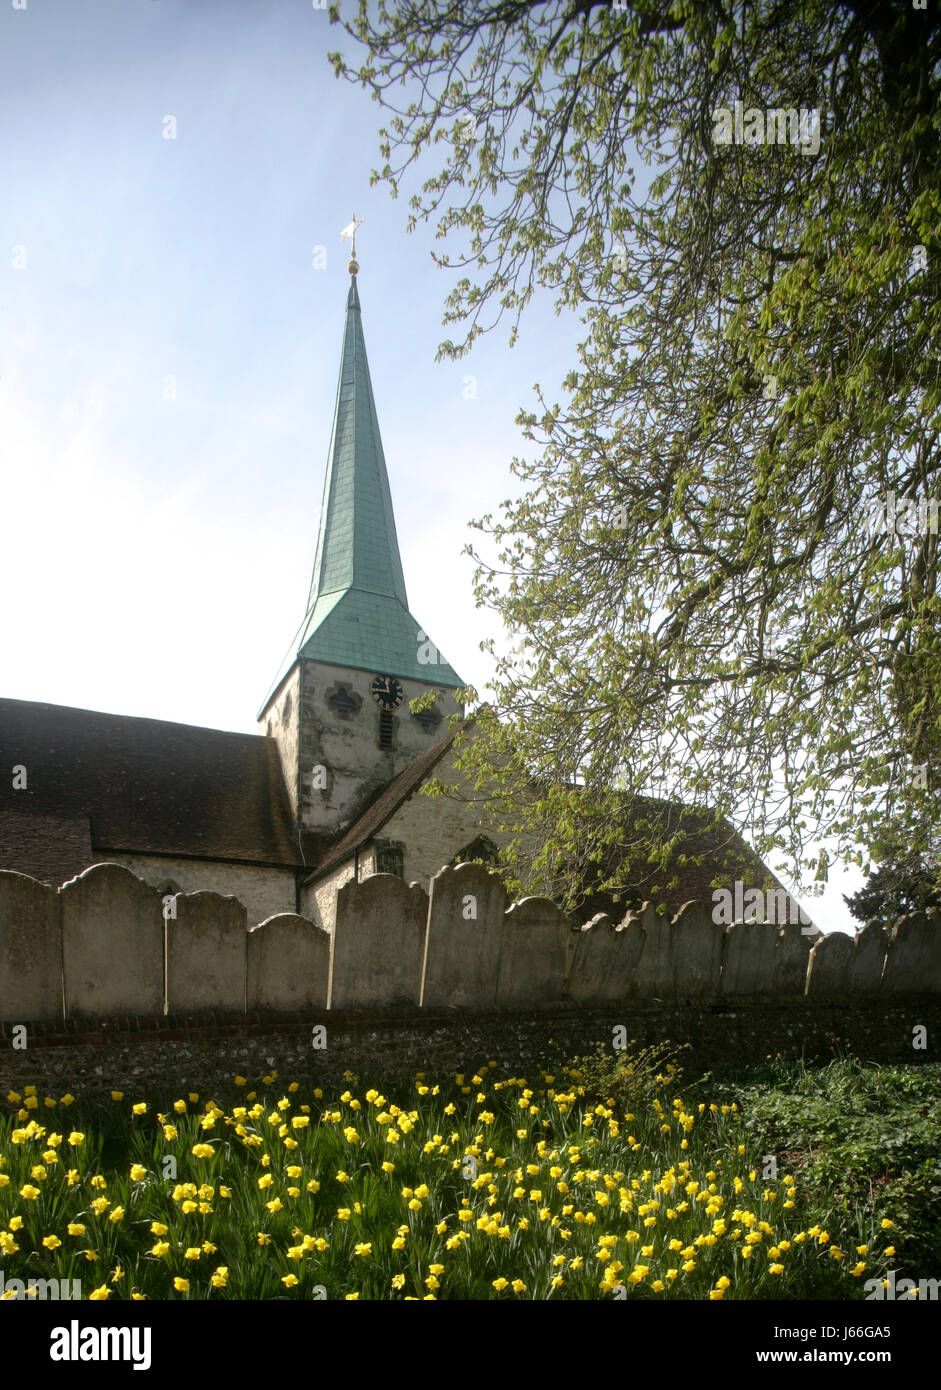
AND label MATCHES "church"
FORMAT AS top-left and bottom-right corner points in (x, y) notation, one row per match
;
(0, 240), (812, 936)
